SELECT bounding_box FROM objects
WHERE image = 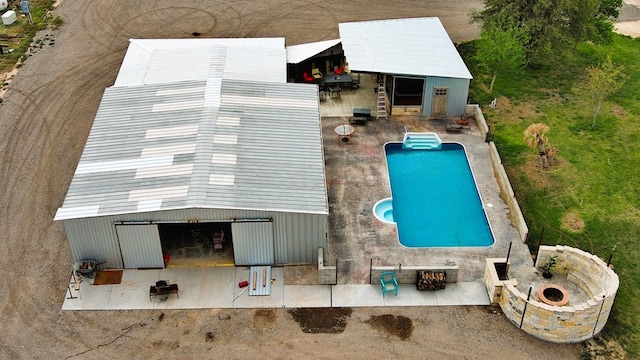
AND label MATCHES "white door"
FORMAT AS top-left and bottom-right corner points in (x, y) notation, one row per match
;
(115, 224), (164, 268)
(232, 221), (275, 265)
